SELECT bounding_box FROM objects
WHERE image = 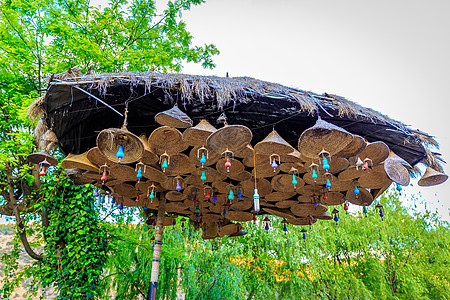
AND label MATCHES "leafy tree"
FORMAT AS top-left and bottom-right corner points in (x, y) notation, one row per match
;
(0, 0), (218, 298)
